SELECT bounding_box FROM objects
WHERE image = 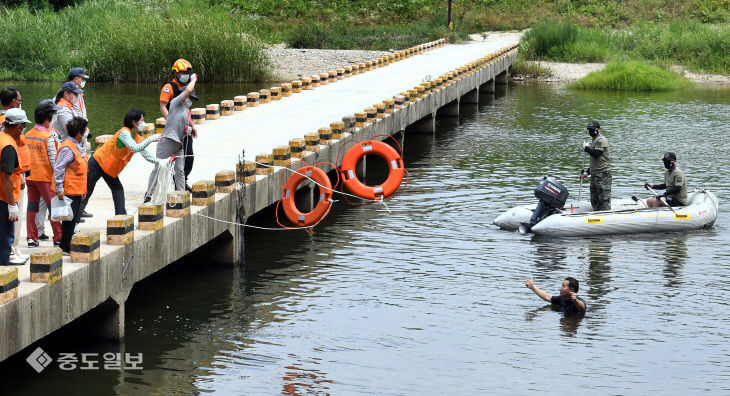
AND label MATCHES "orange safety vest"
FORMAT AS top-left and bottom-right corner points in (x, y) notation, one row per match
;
(16, 134), (31, 174)
(53, 139), (88, 196)
(93, 127), (144, 178)
(26, 126), (55, 182)
(0, 132), (21, 203)
(57, 97), (74, 112)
